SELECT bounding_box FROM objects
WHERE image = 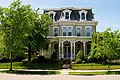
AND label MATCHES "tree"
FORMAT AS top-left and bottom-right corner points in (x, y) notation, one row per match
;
(22, 12), (52, 62)
(88, 28), (120, 70)
(0, 0), (52, 70)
